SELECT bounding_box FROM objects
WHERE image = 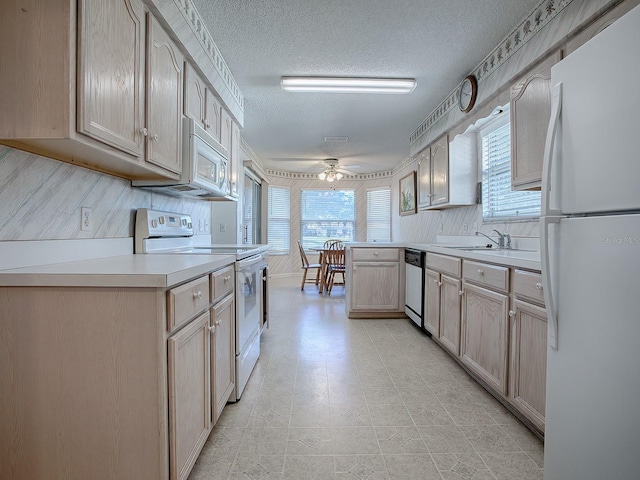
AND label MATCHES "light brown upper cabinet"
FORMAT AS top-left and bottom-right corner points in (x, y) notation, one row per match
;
(77, 0), (146, 158)
(0, 0), (183, 180)
(430, 134), (450, 206)
(417, 132), (476, 210)
(417, 148), (432, 209)
(220, 109), (240, 198)
(184, 62), (223, 143)
(510, 52), (561, 191)
(146, 14), (184, 175)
